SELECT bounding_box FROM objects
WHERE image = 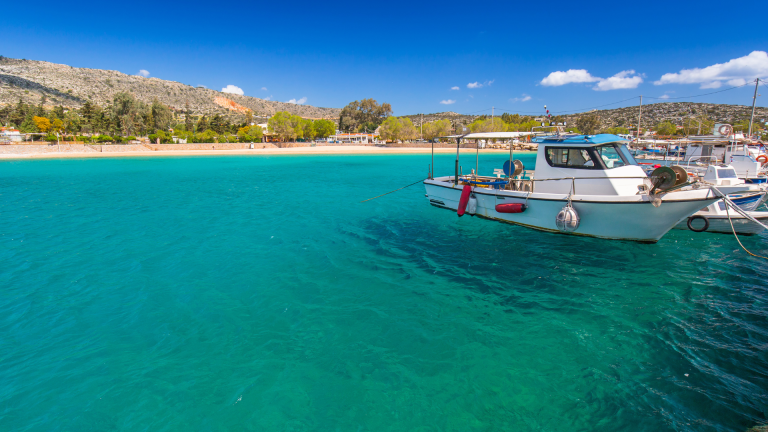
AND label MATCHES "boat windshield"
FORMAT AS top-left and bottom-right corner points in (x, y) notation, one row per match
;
(595, 144), (638, 168)
(545, 143), (638, 170)
(718, 168), (737, 178)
